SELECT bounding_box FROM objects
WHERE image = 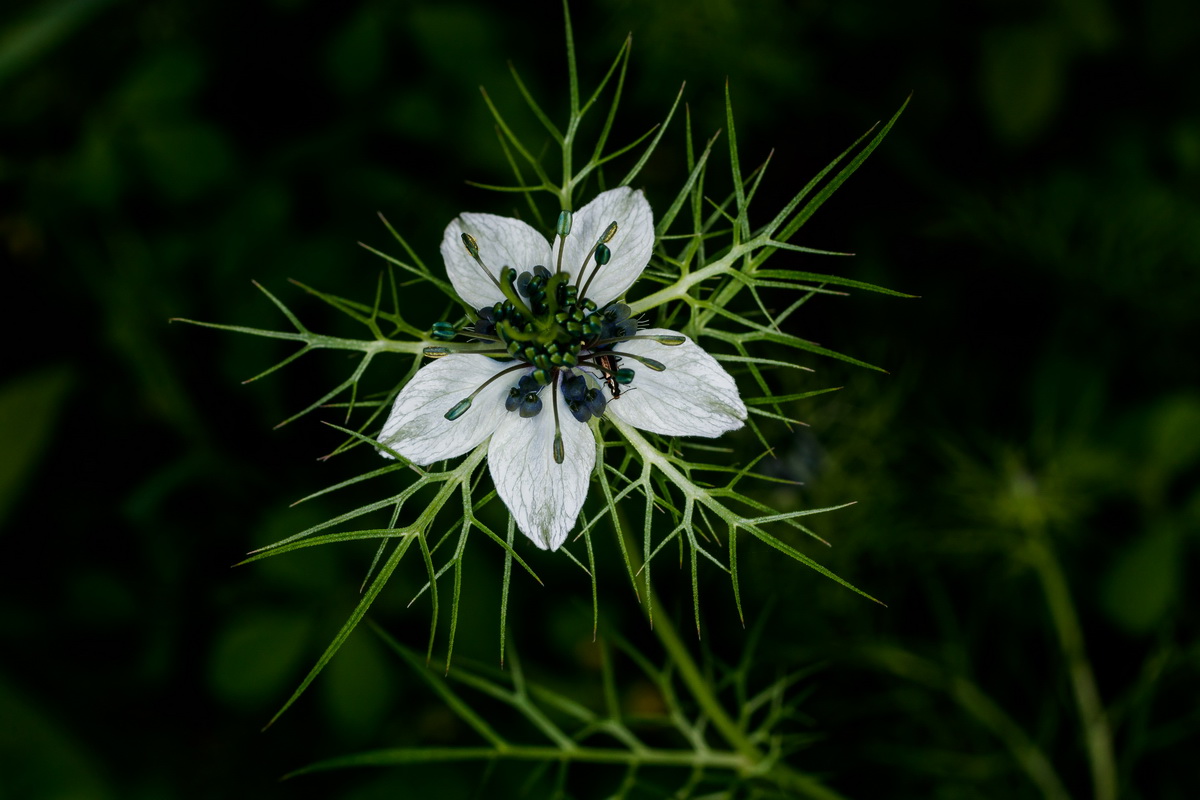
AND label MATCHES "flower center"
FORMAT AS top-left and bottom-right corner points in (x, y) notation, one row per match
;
(474, 259), (640, 424)
(428, 210), (683, 462)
